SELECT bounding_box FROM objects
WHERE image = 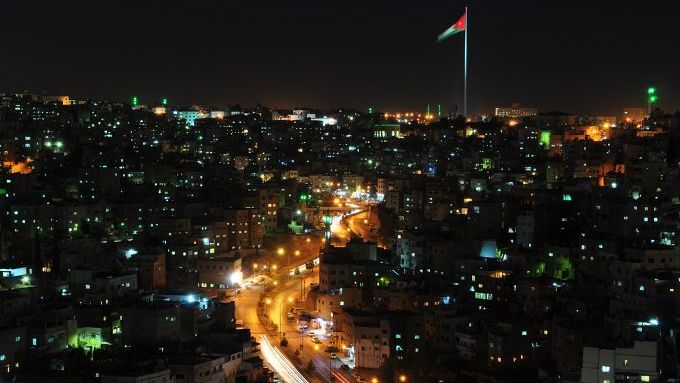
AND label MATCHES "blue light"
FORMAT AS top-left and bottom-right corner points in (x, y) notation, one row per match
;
(124, 249), (138, 259)
(649, 318), (659, 326)
(186, 294), (196, 303)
